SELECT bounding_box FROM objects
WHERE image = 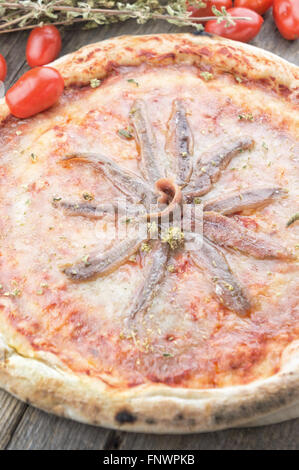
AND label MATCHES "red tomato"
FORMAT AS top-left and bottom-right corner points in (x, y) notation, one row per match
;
(26, 25), (62, 67)
(205, 7), (264, 42)
(188, 0), (233, 18)
(6, 67), (64, 119)
(0, 54), (7, 82)
(234, 0), (273, 15)
(273, 0), (299, 40)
